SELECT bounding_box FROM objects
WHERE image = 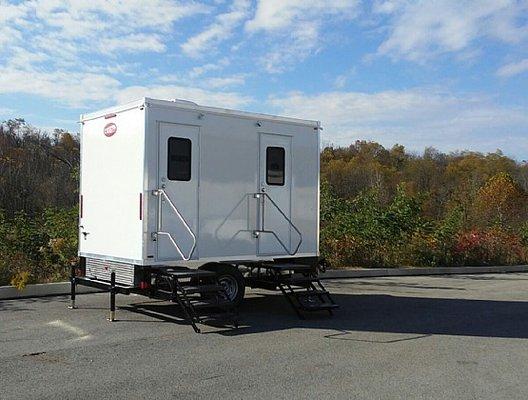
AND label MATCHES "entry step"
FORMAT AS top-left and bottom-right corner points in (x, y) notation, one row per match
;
(295, 290), (329, 297)
(181, 284), (224, 294)
(262, 263), (314, 273)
